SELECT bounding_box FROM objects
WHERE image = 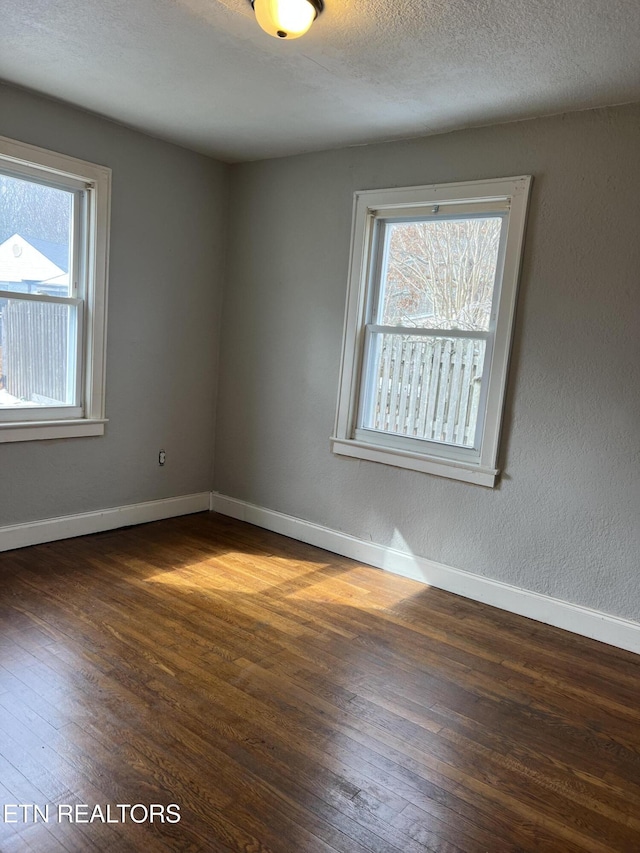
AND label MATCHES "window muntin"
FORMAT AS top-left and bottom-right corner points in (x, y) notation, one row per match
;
(0, 135), (110, 442)
(332, 177), (531, 487)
